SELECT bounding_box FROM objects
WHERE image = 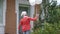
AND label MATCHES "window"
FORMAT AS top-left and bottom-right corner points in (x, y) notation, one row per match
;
(0, 0), (3, 24)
